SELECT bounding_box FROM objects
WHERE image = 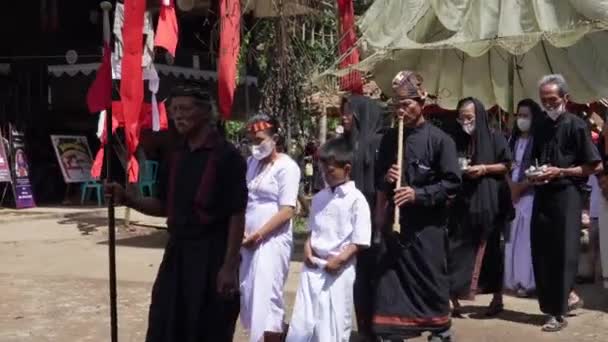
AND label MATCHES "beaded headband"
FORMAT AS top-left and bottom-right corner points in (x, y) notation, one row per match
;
(248, 121), (273, 133)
